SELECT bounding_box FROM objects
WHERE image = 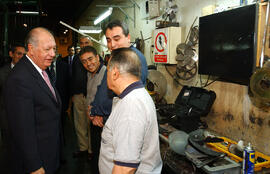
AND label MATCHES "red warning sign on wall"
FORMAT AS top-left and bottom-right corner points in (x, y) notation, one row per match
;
(154, 55), (167, 62)
(154, 30), (168, 63)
